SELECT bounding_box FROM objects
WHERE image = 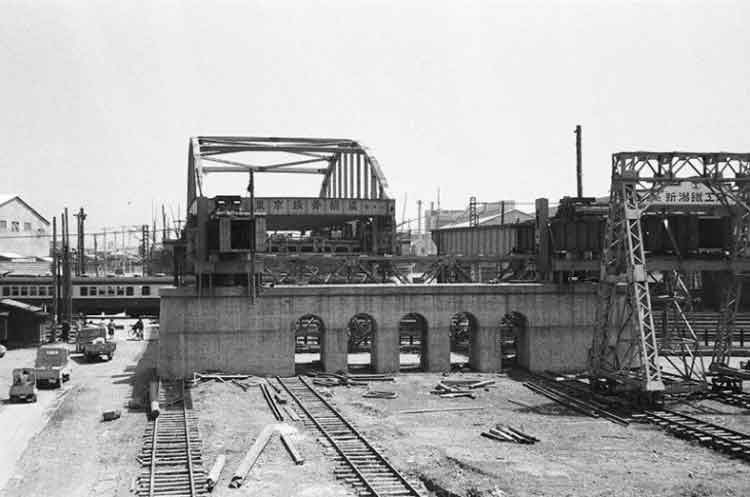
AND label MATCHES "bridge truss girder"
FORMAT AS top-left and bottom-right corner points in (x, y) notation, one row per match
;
(591, 152), (750, 397)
